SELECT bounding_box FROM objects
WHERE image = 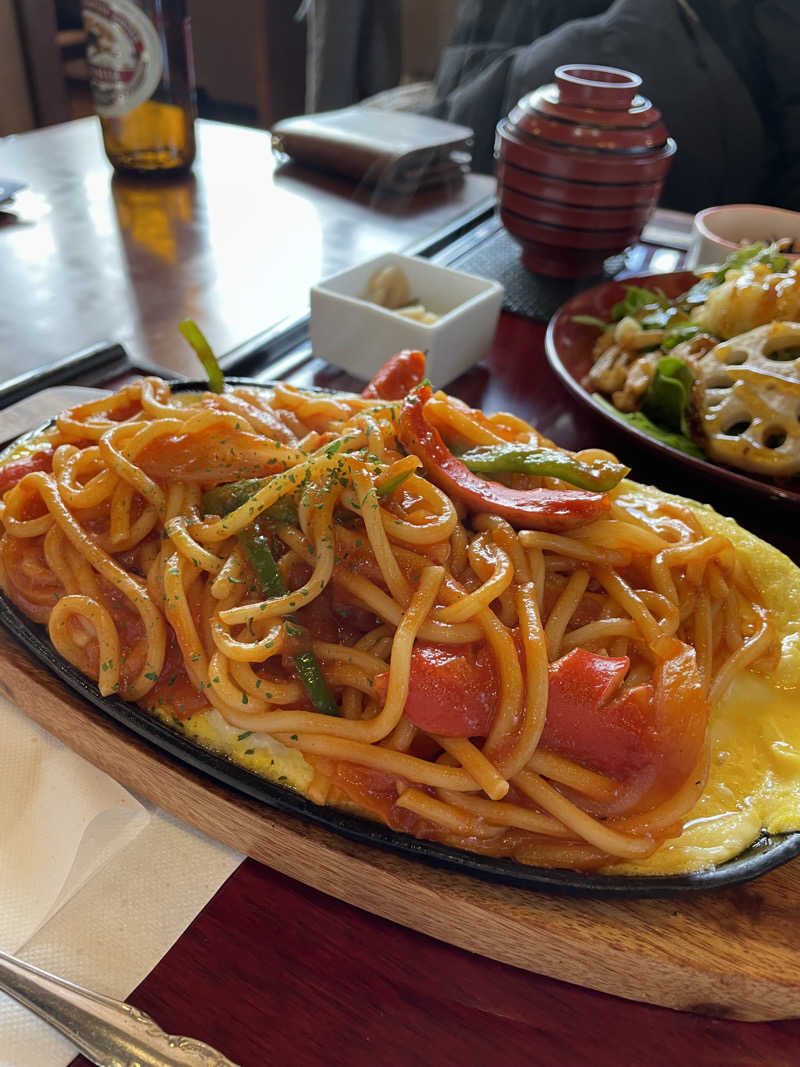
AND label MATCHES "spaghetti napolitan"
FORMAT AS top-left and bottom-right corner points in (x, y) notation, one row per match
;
(0, 356), (795, 873)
